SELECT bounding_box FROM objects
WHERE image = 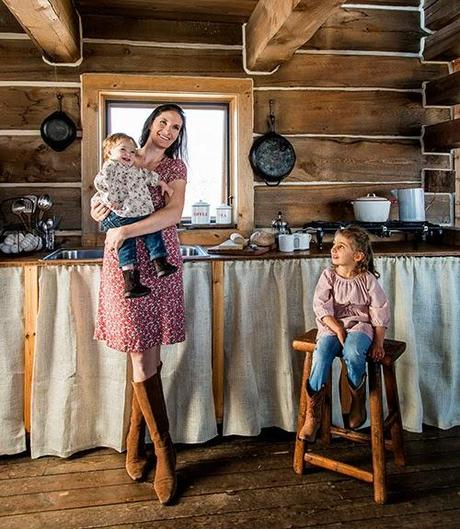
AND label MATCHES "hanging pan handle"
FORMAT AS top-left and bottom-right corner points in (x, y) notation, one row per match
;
(267, 99), (276, 132)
